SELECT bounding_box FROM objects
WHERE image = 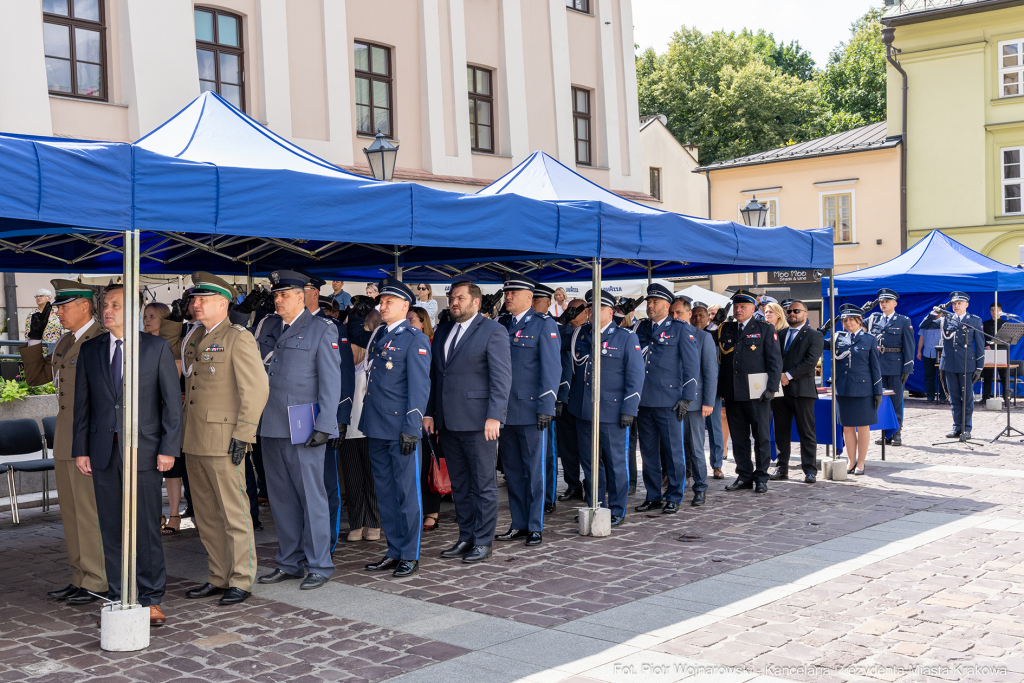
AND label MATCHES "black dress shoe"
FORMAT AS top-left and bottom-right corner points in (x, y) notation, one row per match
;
(393, 560), (418, 577)
(495, 527), (528, 541)
(804, 474), (816, 484)
(253, 520), (264, 531)
(544, 502), (556, 514)
(754, 482), (768, 494)
(662, 502), (679, 514)
(628, 485), (637, 496)
(635, 500), (662, 512)
(769, 470), (789, 481)
(186, 583), (225, 599)
(462, 545), (492, 563)
(724, 478), (753, 491)
(48, 584), (78, 600)
(218, 587), (251, 605)
(365, 556), (400, 572)
(691, 491), (706, 507)
(300, 574), (329, 590)
(610, 515), (624, 527)
(257, 568), (302, 584)
(440, 541), (473, 558)
(945, 430), (961, 439)
(557, 489), (583, 501)
(890, 431), (903, 446)
(525, 531), (542, 546)
(874, 437), (891, 446)
(66, 588), (104, 605)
